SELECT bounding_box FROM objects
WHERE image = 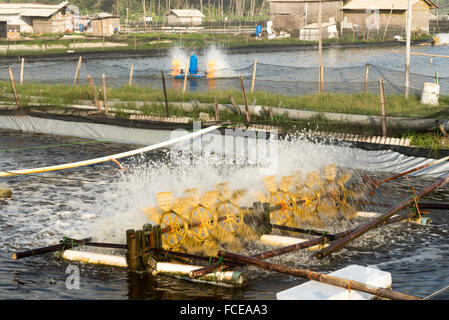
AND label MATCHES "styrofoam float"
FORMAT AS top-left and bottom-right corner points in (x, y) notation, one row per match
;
(277, 265), (392, 300)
